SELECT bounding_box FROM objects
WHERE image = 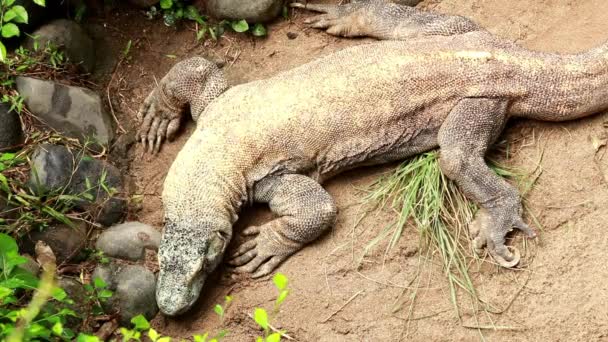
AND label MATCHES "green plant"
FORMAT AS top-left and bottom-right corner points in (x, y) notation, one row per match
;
(83, 277), (113, 316)
(117, 297), (231, 342)
(0, 233), (78, 341)
(252, 273), (290, 342)
(146, 1), (267, 41)
(0, 0), (46, 62)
